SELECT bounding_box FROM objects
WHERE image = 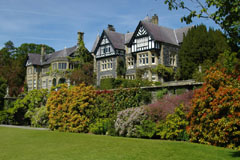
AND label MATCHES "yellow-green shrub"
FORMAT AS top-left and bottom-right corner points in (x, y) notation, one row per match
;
(46, 84), (96, 133)
(156, 104), (189, 141)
